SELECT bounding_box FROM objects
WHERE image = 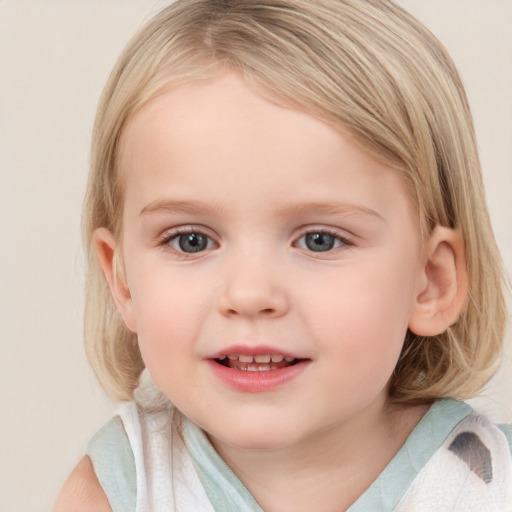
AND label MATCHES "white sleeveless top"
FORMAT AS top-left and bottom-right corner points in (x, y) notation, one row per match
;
(87, 376), (512, 511)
